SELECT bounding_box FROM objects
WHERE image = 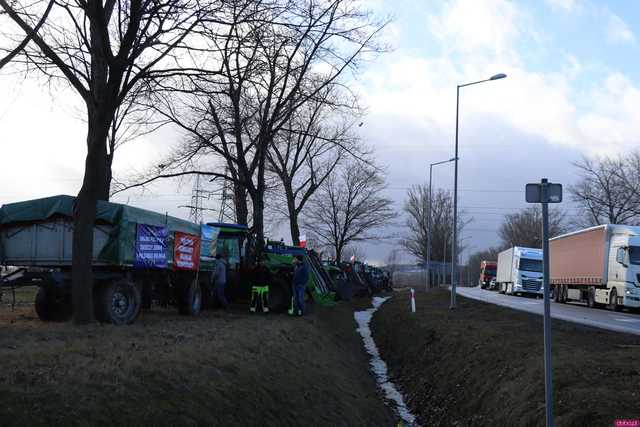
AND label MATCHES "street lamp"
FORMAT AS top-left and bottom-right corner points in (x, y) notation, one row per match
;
(451, 72), (507, 309)
(427, 157), (456, 291)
